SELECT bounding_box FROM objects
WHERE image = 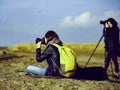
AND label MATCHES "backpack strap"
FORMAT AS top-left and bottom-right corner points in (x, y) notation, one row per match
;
(51, 58), (65, 76)
(51, 58), (76, 77)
